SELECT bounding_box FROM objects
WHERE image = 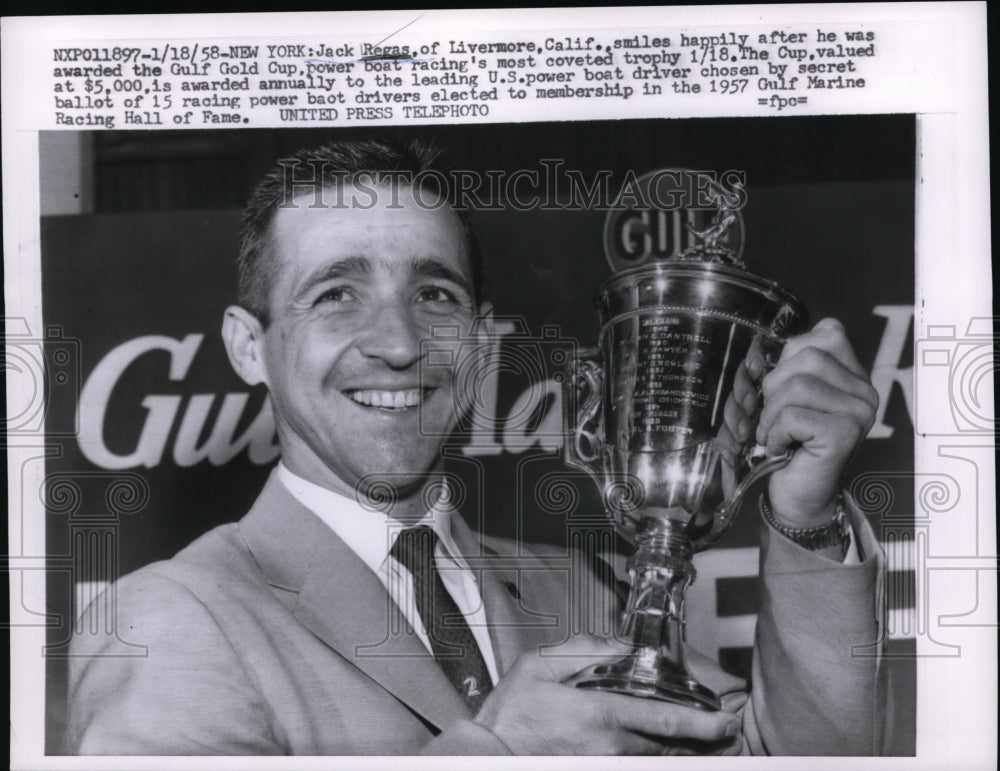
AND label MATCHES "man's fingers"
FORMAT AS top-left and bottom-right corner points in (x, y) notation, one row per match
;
(529, 636), (630, 681)
(732, 357), (759, 413)
(600, 692), (739, 743)
(757, 375), (876, 446)
(763, 346), (878, 409)
(779, 317), (866, 377)
(482, 643), (743, 755)
(616, 733), (675, 755)
(723, 394), (752, 445)
(760, 406), (865, 459)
